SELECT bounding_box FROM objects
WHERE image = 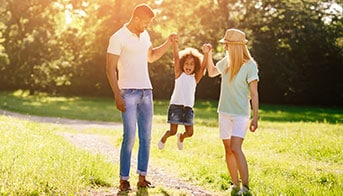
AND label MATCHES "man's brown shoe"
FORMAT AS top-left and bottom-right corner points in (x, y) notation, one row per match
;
(137, 180), (155, 188)
(119, 180), (131, 192)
